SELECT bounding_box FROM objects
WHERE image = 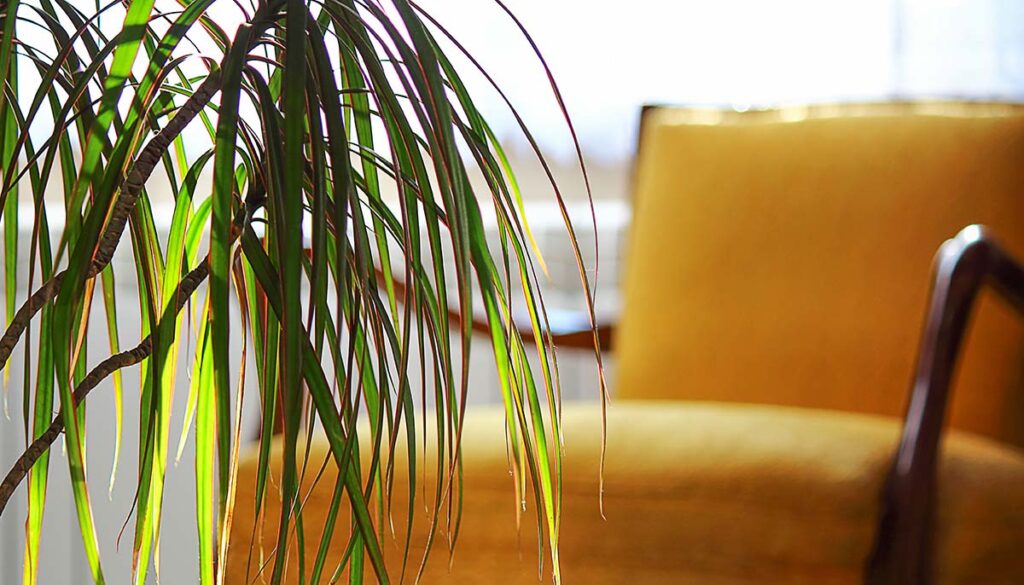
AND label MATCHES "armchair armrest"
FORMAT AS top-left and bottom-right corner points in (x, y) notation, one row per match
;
(262, 268), (615, 439)
(868, 225), (1024, 584)
(476, 309), (616, 351)
(381, 268), (617, 351)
